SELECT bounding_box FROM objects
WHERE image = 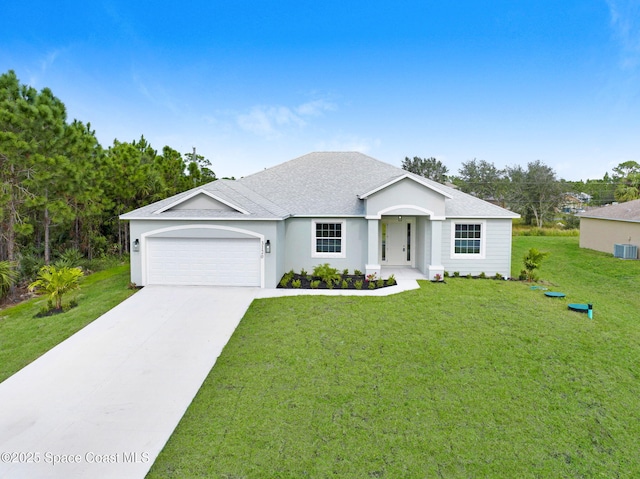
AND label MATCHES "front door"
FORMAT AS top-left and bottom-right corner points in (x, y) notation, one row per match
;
(381, 218), (414, 265)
